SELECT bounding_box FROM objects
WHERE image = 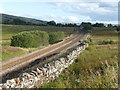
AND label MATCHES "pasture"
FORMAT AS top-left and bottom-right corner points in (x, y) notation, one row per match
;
(2, 24), (76, 39)
(91, 27), (118, 44)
